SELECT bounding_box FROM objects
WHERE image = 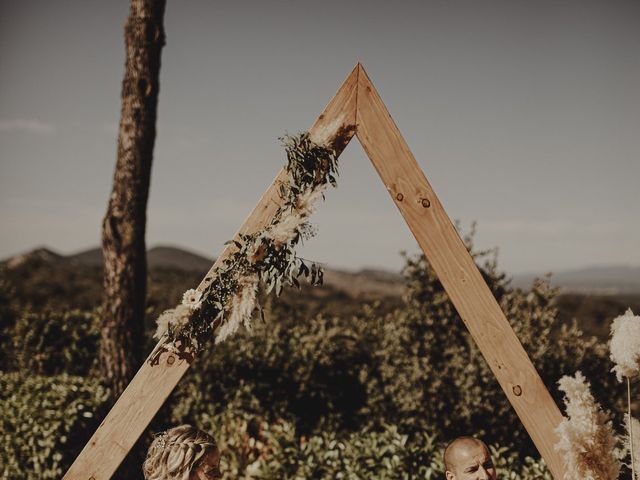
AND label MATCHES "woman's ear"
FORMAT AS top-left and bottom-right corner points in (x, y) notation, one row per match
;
(445, 471), (455, 480)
